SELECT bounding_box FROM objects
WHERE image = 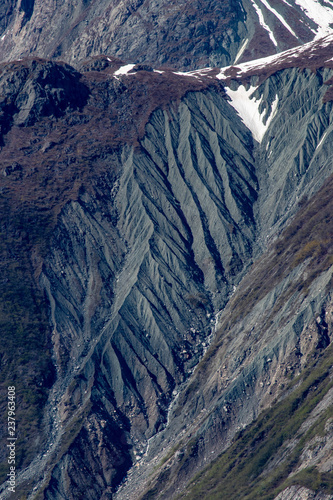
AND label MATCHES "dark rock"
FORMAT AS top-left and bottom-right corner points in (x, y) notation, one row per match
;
(2, 161), (22, 175)
(0, 59), (89, 136)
